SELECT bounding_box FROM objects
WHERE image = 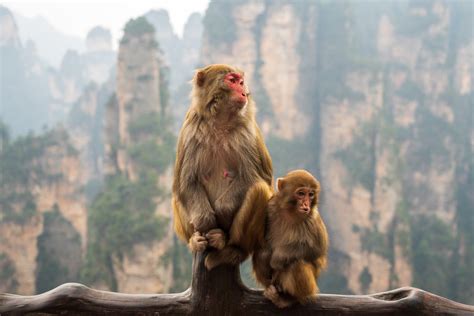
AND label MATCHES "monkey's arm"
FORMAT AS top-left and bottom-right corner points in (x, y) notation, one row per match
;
(174, 134), (217, 233)
(183, 182), (217, 233)
(270, 242), (320, 271)
(270, 247), (297, 271)
(313, 214), (329, 258)
(256, 128), (273, 186)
